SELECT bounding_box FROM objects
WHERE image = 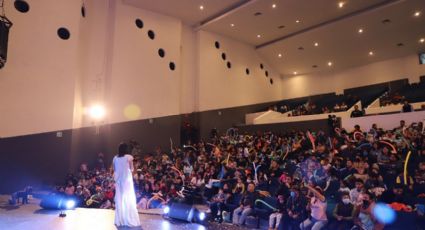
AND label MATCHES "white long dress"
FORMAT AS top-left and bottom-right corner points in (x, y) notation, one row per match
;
(113, 154), (141, 227)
